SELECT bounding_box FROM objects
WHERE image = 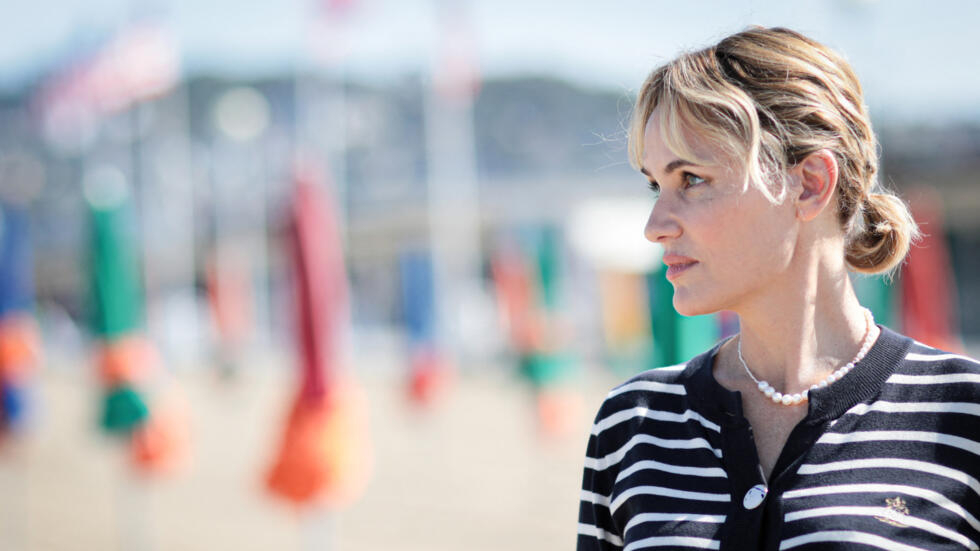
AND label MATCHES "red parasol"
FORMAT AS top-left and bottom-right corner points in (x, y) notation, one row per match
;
(901, 192), (962, 351)
(266, 163), (371, 507)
